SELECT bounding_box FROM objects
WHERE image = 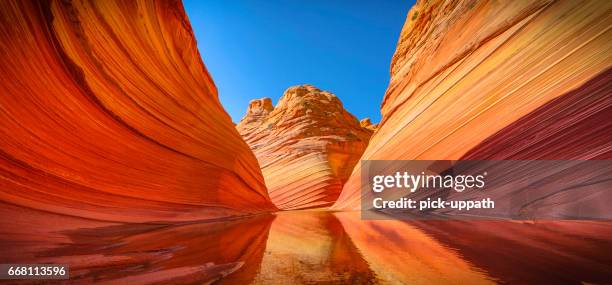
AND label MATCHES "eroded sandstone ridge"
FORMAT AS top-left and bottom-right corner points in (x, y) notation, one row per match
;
(237, 85), (373, 210)
(359, 118), (378, 131)
(0, 0), (275, 223)
(333, 0), (612, 210)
